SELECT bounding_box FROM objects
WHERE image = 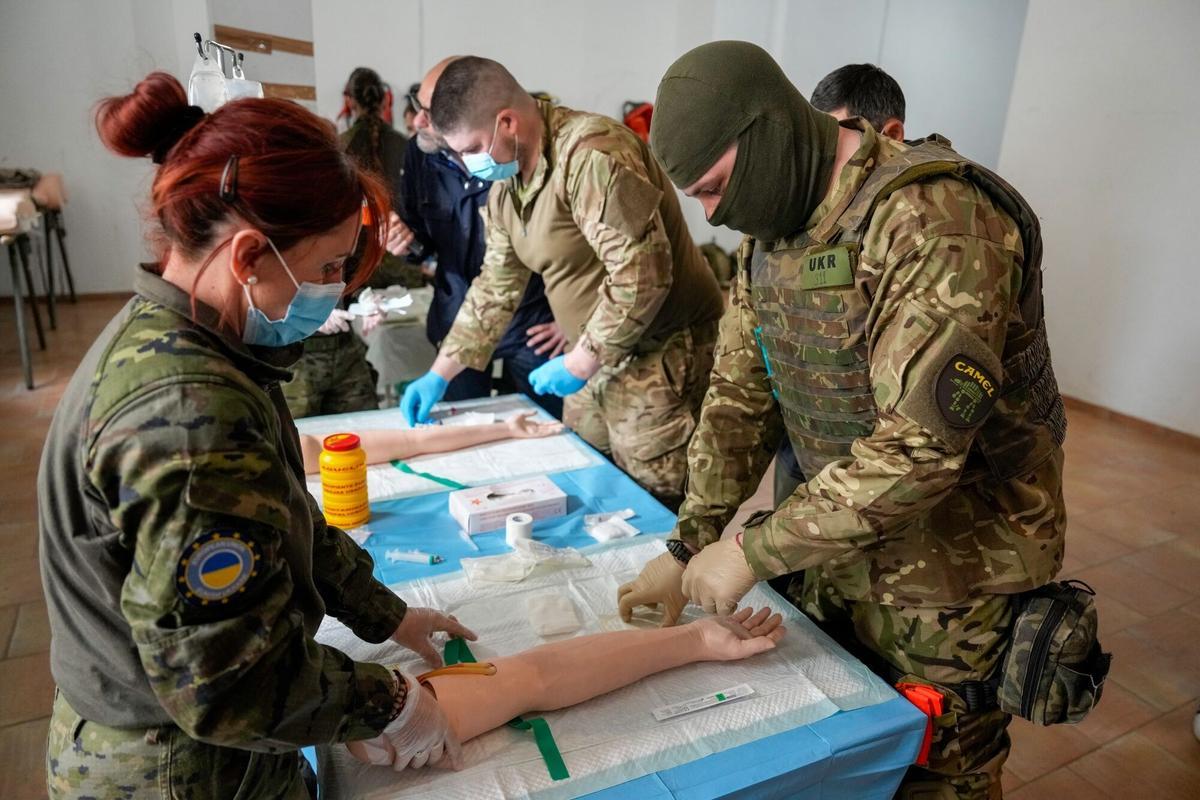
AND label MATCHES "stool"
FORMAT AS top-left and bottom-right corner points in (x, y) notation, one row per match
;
(31, 174), (77, 305)
(2, 232), (40, 389)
